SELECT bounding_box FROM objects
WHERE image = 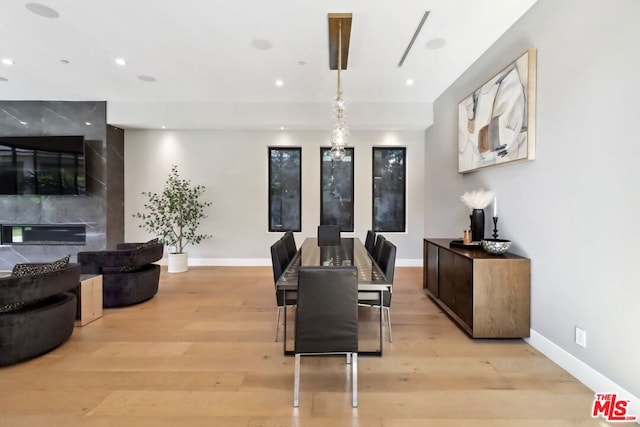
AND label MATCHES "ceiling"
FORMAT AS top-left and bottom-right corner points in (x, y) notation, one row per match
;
(0, 0), (537, 130)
